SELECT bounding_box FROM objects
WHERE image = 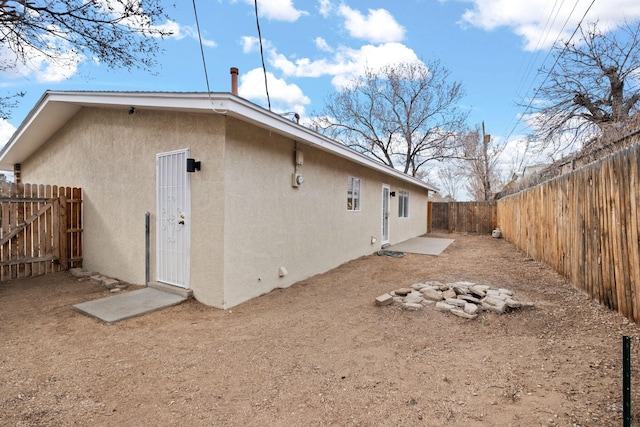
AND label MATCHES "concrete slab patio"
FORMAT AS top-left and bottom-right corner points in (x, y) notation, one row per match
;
(385, 236), (455, 256)
(73, 287), (188, 324)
